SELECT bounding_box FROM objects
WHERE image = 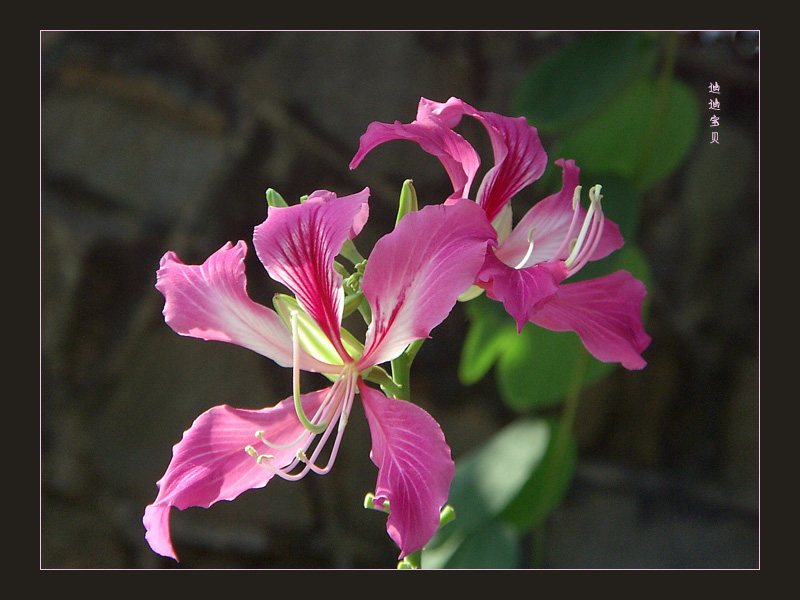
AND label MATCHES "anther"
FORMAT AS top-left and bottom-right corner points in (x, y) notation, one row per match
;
(572, 185), (582, 210)
(589, 184), (603, 205)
